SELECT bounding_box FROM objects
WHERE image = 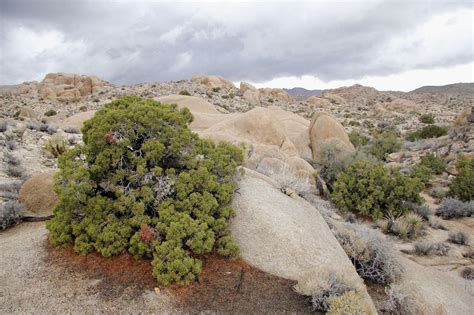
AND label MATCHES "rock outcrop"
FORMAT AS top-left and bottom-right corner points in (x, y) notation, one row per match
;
(191, 74), (236, 90)
(37, 73), (109, 101)
(18, 107), (39, 120)
(155, 96), (315, 191)
(306, 96), (331, 108)
(396, 256), (474, 314)
(238, 83), (292, 105)
(309, 112), (354, 161)
(57, 110), (96, 131)
(231, 168), (376, 312)
(258, 87), (291, 103)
